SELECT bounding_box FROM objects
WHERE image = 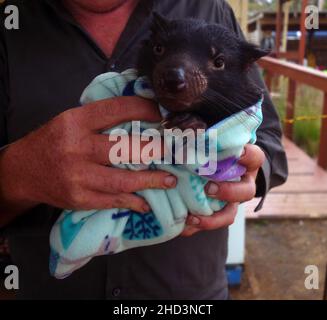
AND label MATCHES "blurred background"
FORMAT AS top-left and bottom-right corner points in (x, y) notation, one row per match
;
(226, 0), (327, 300)
(1, 0), (327, 300)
